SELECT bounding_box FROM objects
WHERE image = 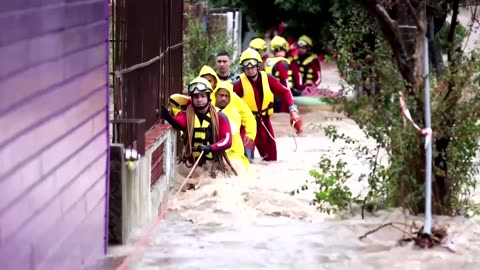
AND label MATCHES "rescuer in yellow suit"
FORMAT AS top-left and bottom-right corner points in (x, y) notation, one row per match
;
(212, 80), (251, 170)
(198, 65), (257, 162)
